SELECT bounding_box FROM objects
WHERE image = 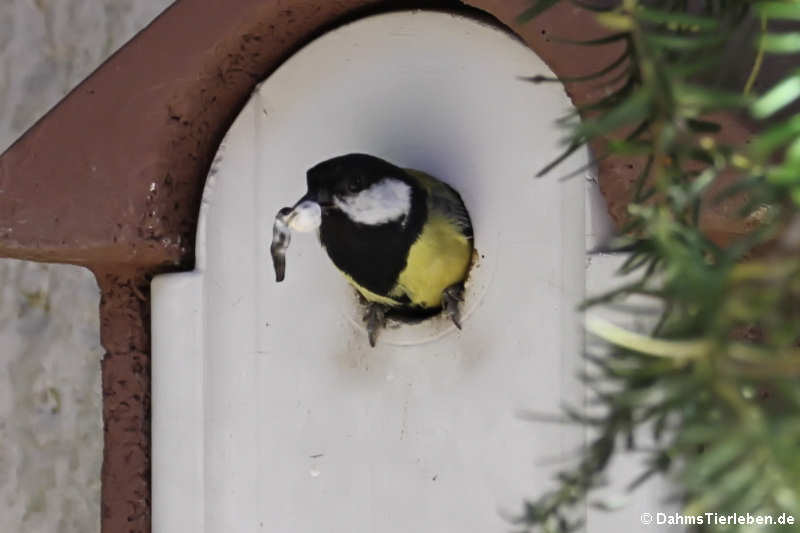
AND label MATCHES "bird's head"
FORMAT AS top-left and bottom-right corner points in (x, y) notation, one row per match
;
(294, 153), (415, 228)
